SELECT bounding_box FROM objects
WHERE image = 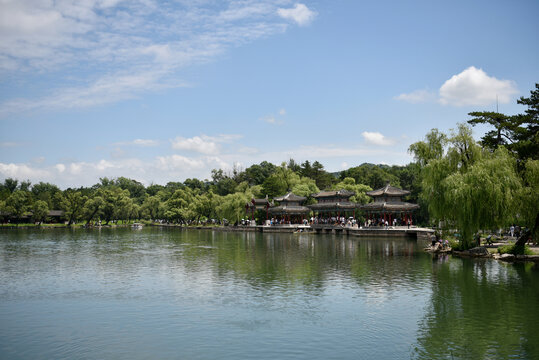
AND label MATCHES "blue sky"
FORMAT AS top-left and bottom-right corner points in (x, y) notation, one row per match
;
(1, 0), (538, 188)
